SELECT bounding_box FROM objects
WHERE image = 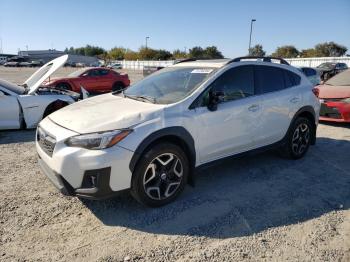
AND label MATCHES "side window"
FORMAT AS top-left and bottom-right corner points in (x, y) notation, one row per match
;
(255, 66), (285, 94)
(284, 70), (301, 88)
(99, 69), (109, 76)
(210, 65), (254, 102)
(88, 70), (99, 77)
